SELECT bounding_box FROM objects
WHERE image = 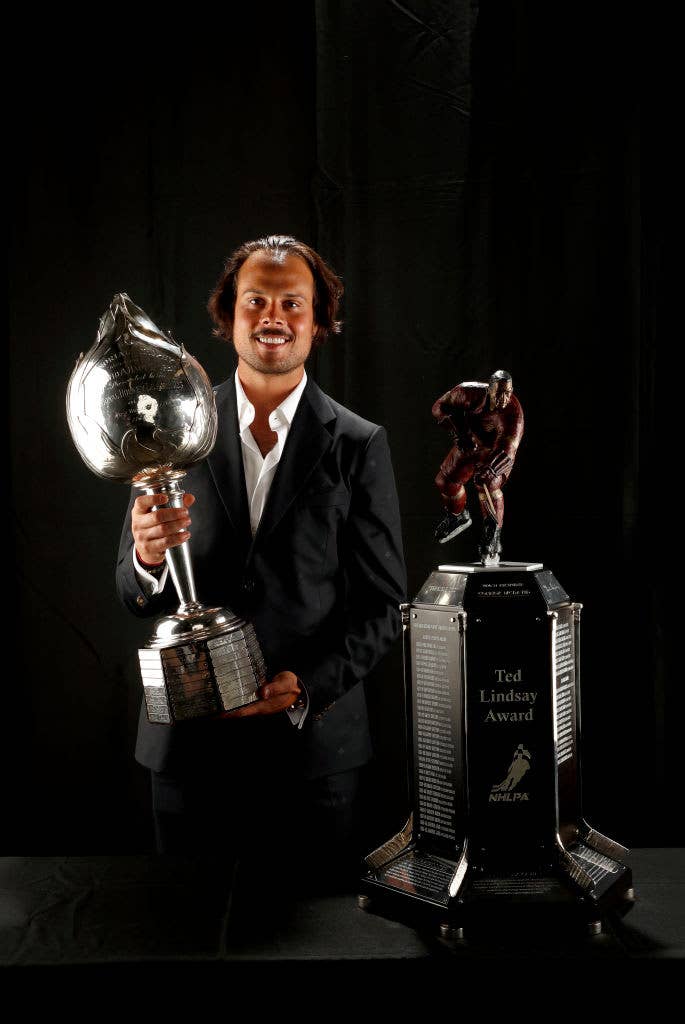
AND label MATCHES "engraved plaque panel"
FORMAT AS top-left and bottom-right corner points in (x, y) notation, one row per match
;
(161, 644), (218, 720)
(410, 607), (465, 853)
(468, 876), (561, 898)
(464, 576), (556, 864)
(554, 606), (580, 844)
(377, 850), (455, 907)
(467, 573), (538, 605)
(536, 570), (570, 607)
(415, 571), (468, 608)
(565, 841), (624, 899)
(208, 629), (262, 709)
(138, 648), (172, 724)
